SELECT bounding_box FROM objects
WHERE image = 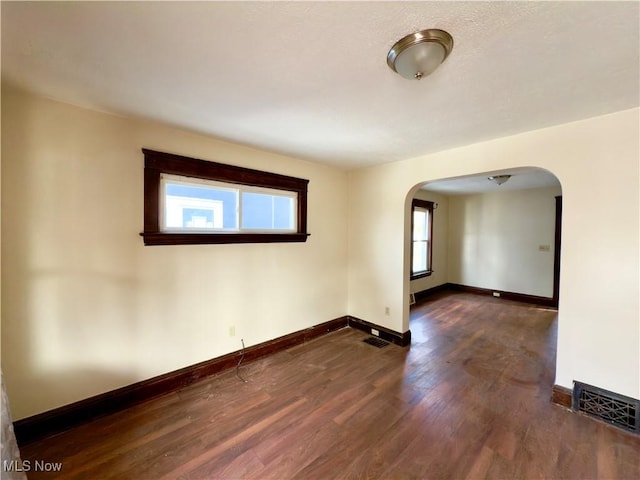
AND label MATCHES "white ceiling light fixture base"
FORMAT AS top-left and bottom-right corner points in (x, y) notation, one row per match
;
(387, 29), (454, 80)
